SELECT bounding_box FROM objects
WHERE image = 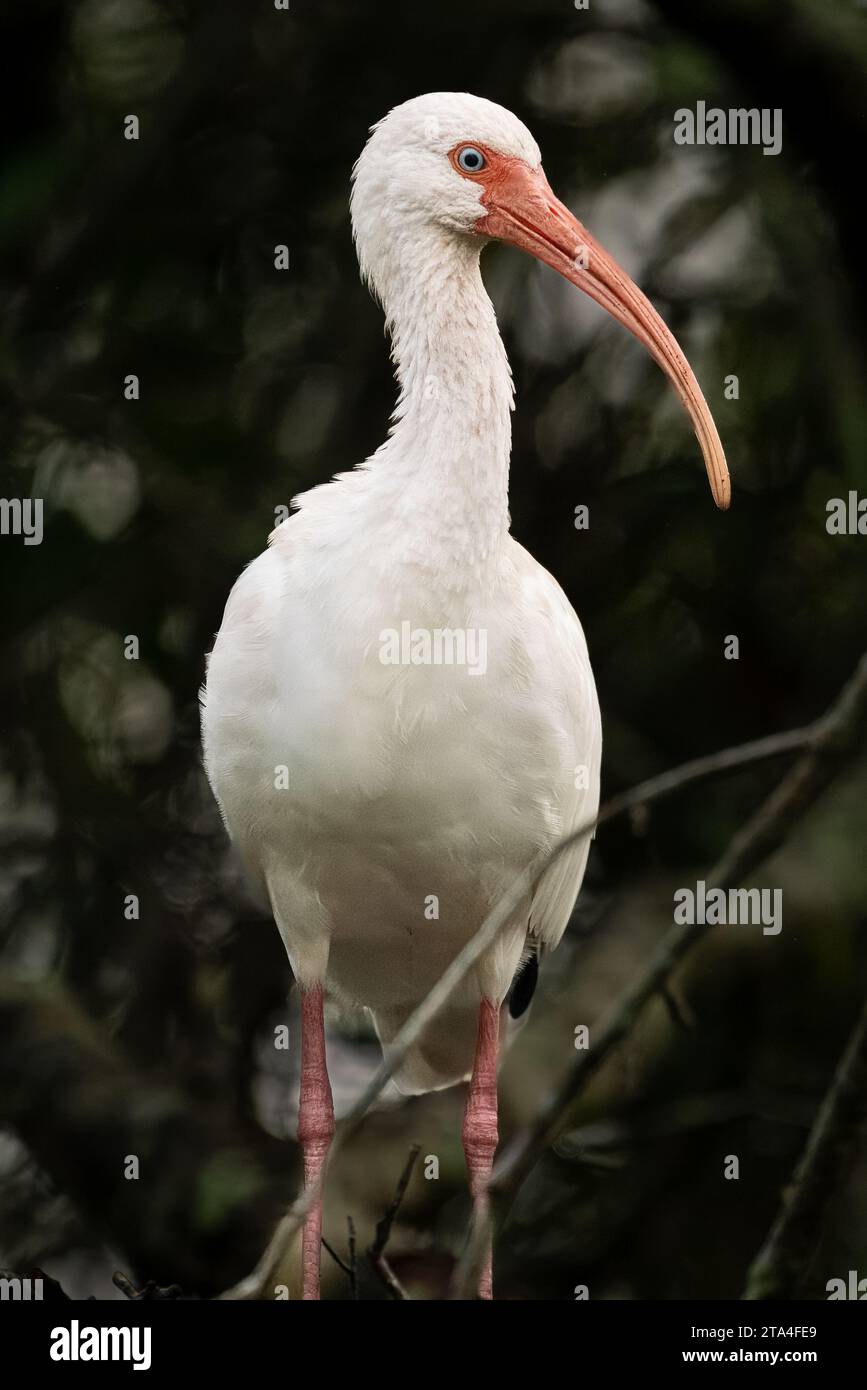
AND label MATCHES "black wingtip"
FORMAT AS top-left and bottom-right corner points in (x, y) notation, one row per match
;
(507, 950), (539, 1020)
